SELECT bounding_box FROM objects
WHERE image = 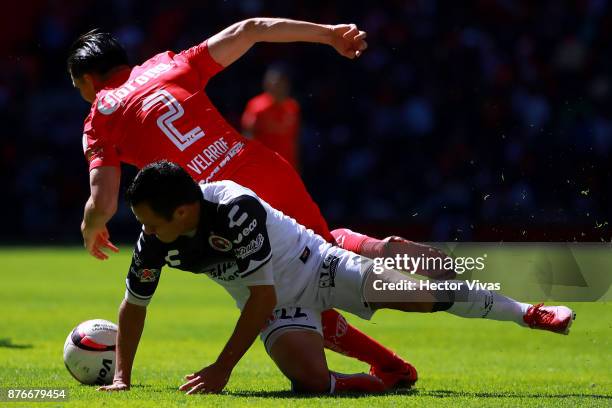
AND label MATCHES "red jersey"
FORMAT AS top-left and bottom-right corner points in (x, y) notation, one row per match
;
(241, 93), (300, 168)
(81, 39), (334, 242)
(83, 40), (248, 183)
